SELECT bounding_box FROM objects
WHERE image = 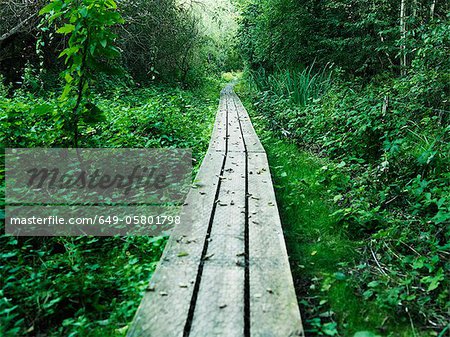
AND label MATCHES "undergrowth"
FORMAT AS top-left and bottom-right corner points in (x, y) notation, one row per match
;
(239, 92), (425, 336)
(0, 79), (220, 336)
(236, 50), (449, 336)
